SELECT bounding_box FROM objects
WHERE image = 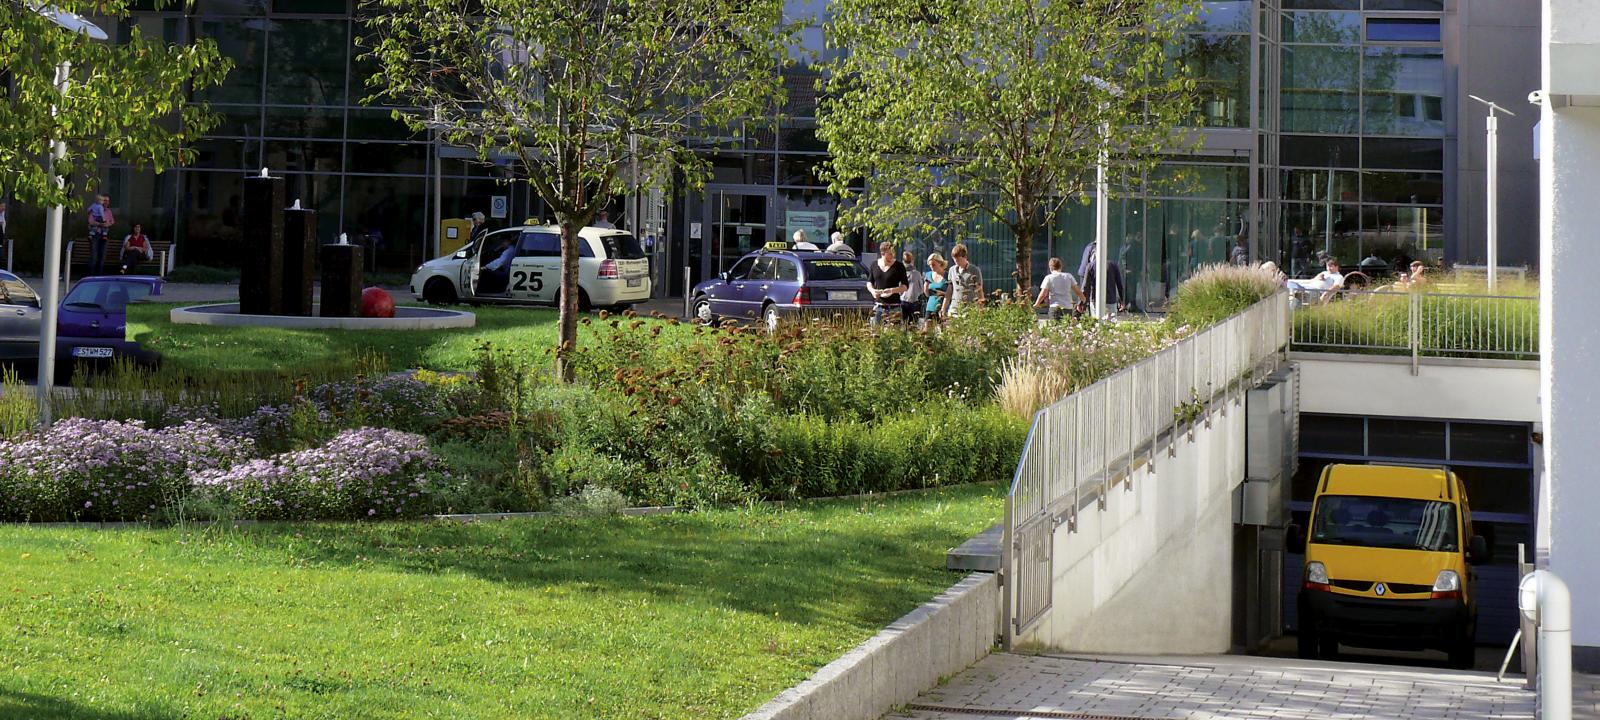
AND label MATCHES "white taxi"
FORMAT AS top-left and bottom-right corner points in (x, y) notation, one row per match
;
(409, 224), (651, 310)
